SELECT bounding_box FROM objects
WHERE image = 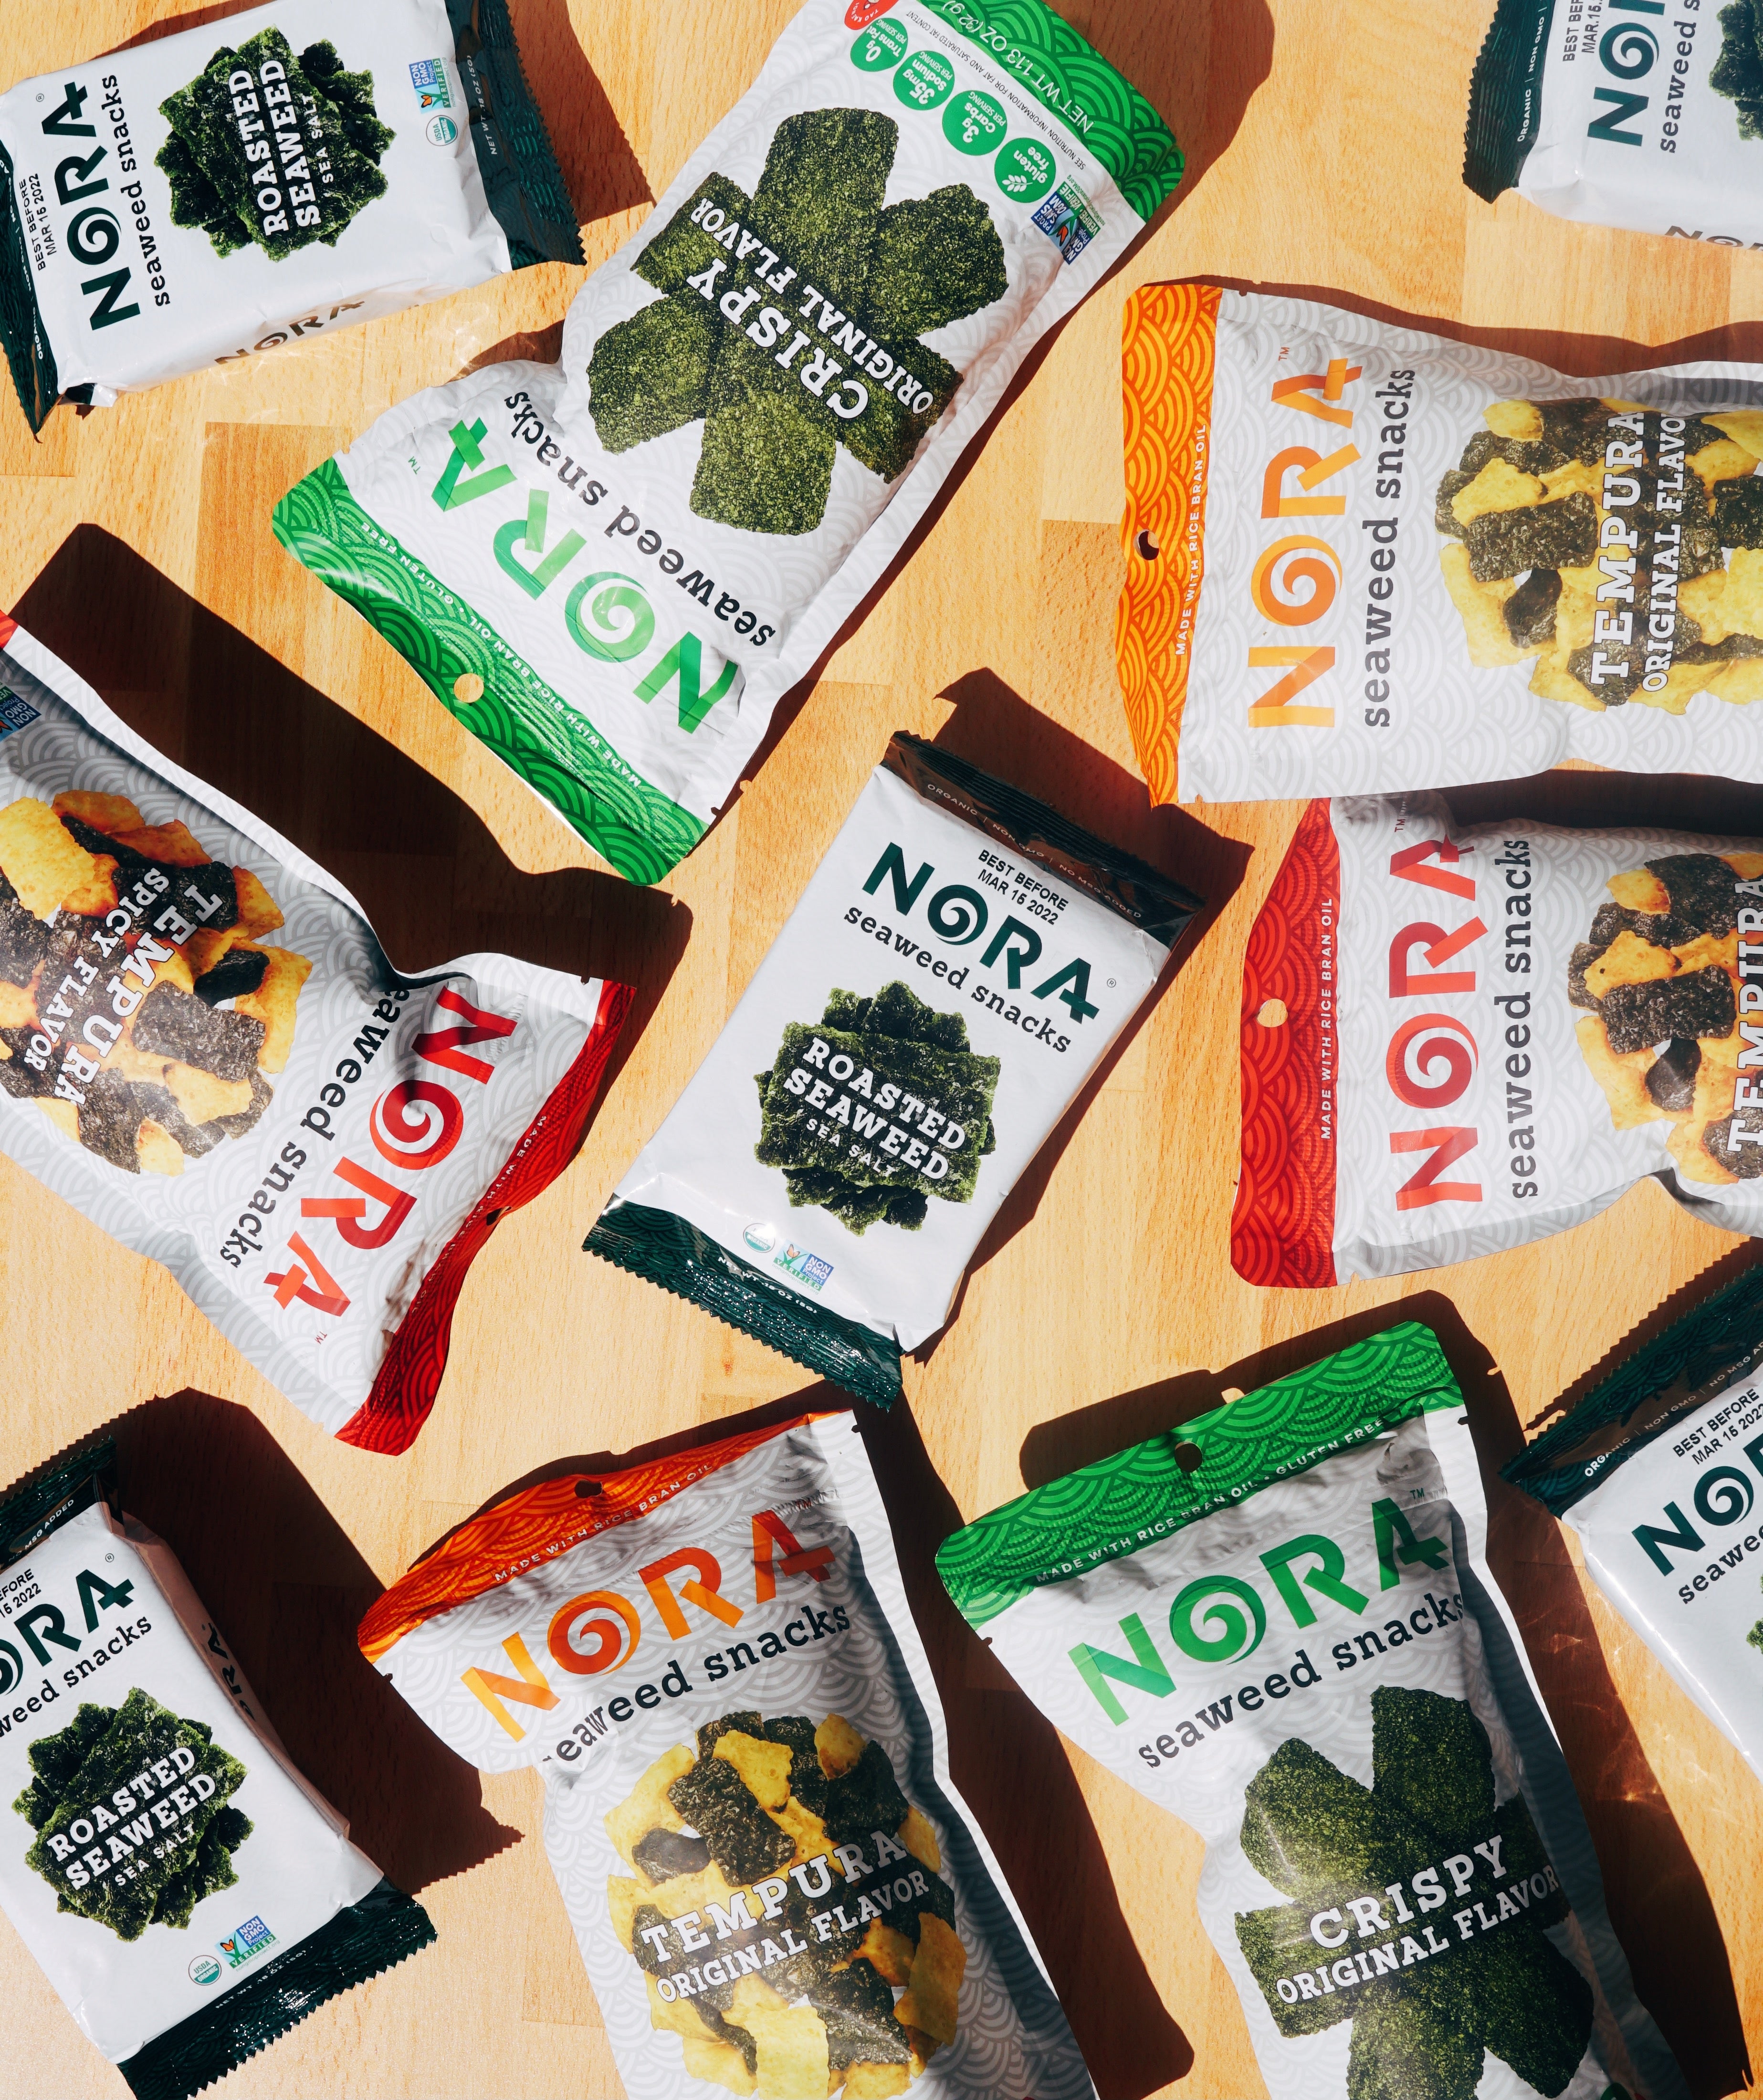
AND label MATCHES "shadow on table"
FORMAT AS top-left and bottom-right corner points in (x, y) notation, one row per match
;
(10, 524), (688, 1106)
(1019, 1294), (1748, 2100)
(95, 1390), (518, 1894)
(425, 1393), (1192, 2100)
(912, 669), (1254, 1372)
